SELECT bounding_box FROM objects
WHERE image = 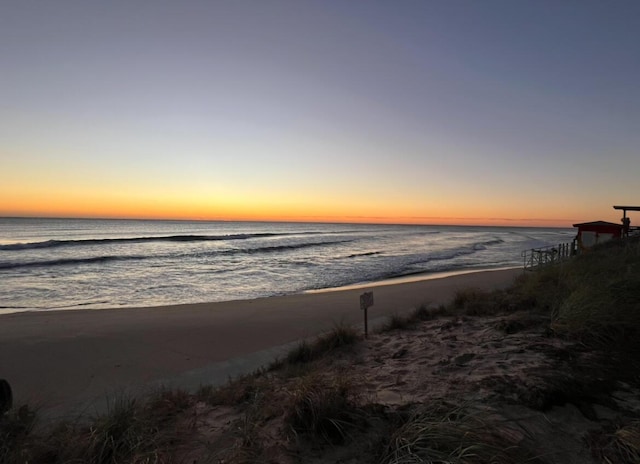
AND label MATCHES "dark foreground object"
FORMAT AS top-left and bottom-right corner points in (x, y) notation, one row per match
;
(0, 379), (12, 414)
